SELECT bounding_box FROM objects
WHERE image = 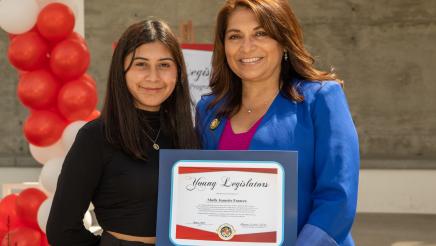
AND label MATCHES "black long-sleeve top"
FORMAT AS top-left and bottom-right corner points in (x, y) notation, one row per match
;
(47, 110), (172, 246)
